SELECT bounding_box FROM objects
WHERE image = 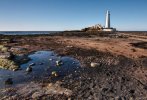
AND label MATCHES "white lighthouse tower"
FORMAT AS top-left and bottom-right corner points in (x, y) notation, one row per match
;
(105, 10), (110, 28)
(103, 10), (116, 32)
